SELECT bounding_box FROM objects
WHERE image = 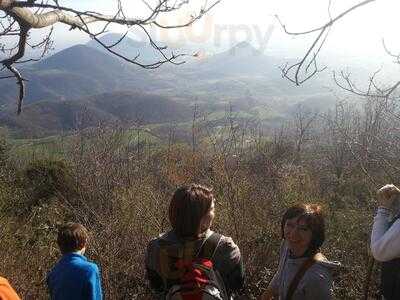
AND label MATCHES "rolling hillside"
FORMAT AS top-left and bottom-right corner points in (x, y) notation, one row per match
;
(0, 36), (338, 138)
(0, 91), (192, 138)
(0, 45), (169, 108)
